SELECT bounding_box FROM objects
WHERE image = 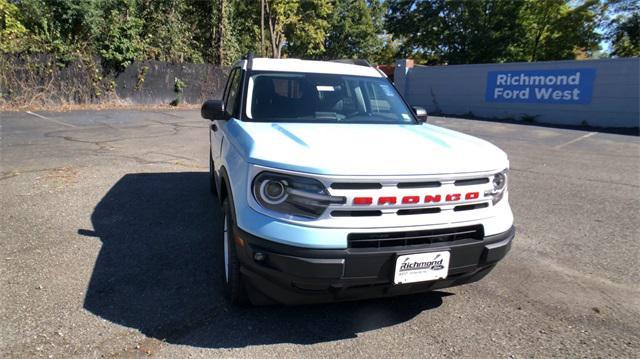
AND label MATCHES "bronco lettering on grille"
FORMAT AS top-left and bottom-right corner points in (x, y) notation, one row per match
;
(353, 192), (480, 205)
